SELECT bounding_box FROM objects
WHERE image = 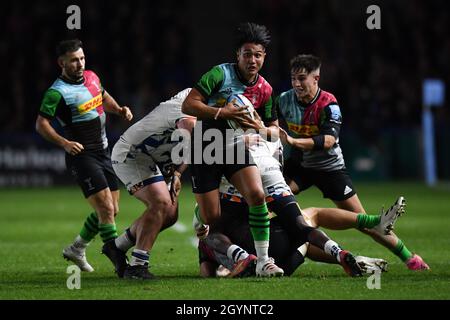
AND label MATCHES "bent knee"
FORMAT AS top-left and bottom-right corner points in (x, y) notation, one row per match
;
(245, 189), (266, 205)
(97, 202), (115, 217)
